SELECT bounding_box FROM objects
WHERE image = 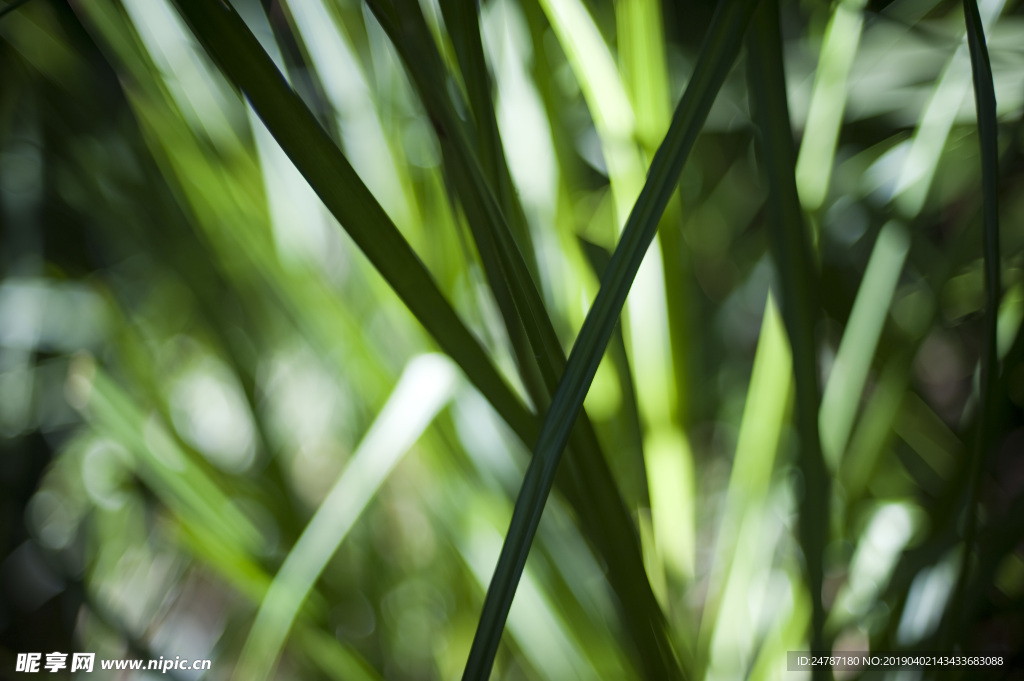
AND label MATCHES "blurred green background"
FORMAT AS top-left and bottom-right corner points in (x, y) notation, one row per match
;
(1, 0), (1023, 679)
